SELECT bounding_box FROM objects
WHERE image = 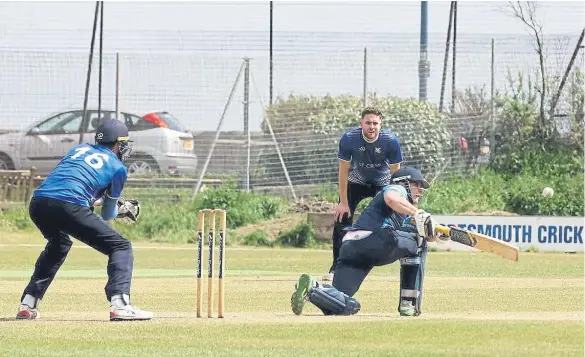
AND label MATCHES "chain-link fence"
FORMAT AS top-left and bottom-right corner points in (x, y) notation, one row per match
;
(0, 3), (582, 200)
